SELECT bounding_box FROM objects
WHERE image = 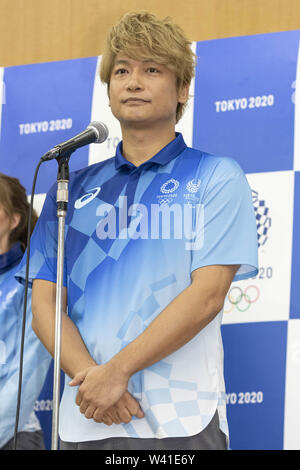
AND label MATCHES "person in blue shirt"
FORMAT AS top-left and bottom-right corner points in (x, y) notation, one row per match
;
(16, 11), (258, 450)
(0, 173), (51, 450)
